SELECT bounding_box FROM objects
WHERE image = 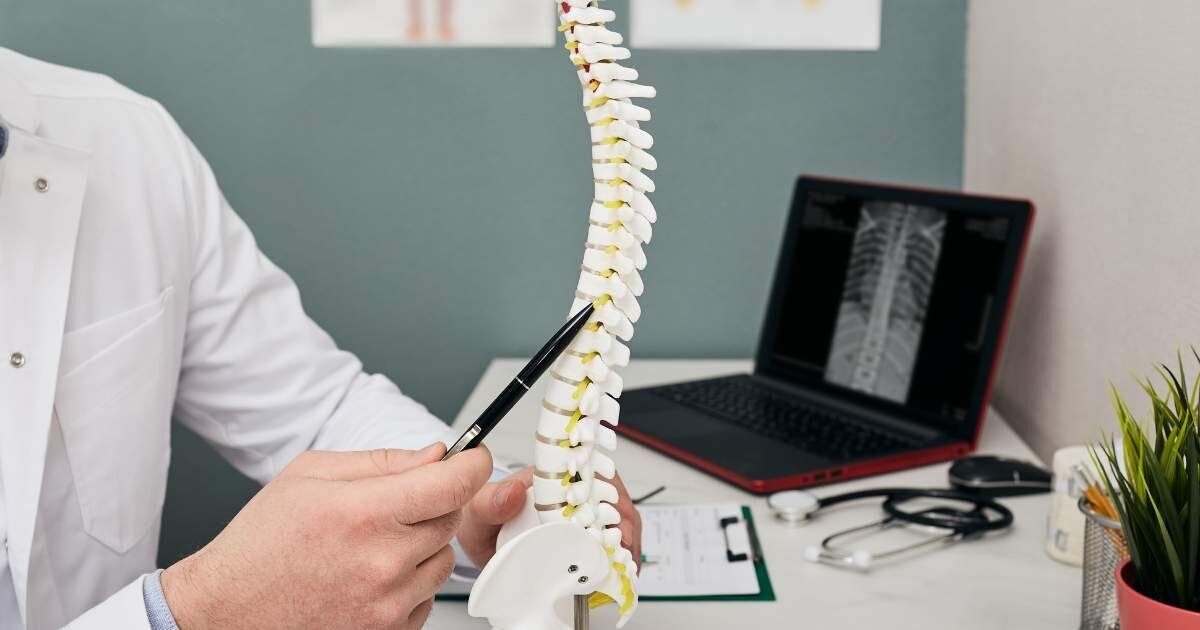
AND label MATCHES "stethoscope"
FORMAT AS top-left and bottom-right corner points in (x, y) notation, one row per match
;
(767, 487), (1013, 570)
